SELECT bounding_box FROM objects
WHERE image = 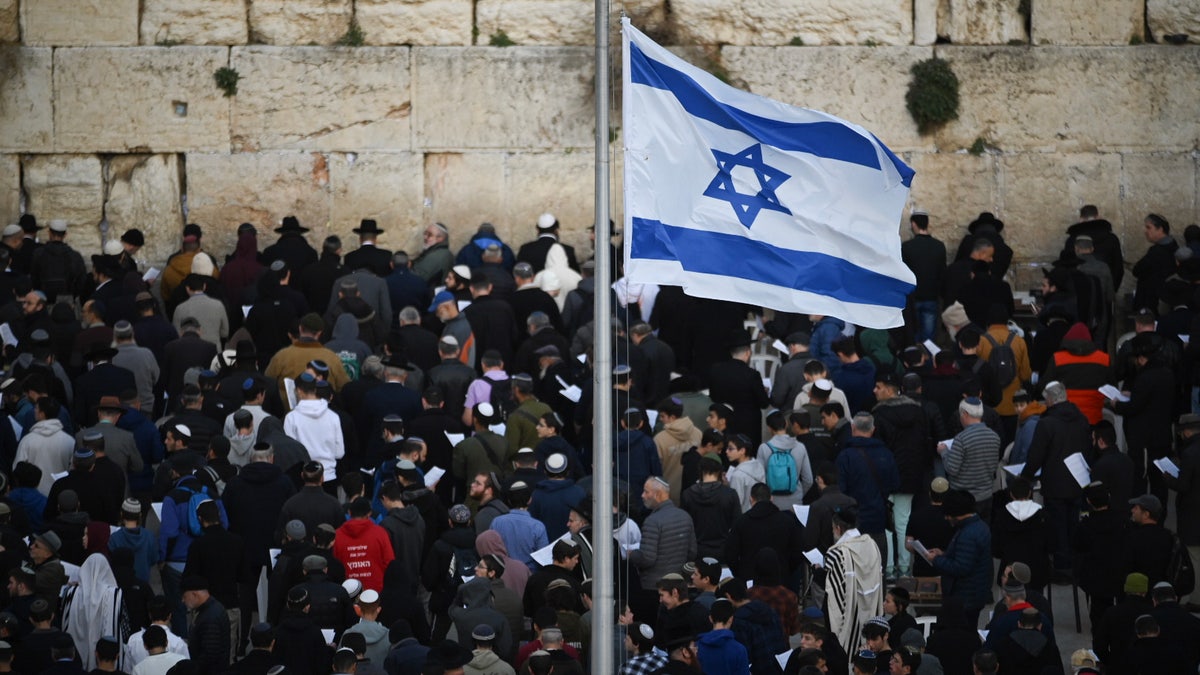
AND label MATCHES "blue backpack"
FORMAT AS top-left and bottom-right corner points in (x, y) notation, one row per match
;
(180, 483), (212, 537)
(765, 442), (798, 495)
